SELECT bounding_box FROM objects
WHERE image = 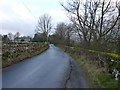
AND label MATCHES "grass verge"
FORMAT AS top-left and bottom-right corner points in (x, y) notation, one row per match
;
(59, 46), (119, 88)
